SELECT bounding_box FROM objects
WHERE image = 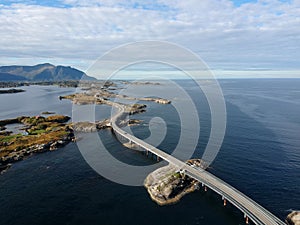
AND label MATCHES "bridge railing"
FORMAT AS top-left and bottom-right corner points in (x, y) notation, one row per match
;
(114, 130), (146, 152)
